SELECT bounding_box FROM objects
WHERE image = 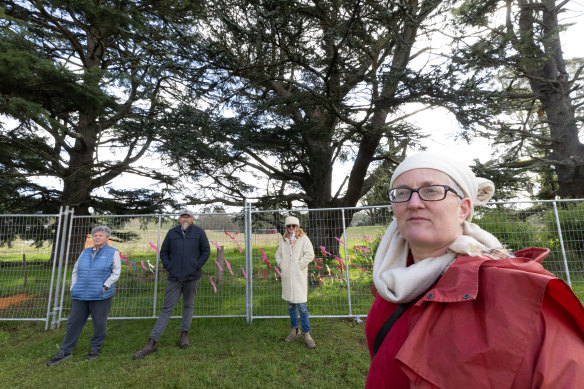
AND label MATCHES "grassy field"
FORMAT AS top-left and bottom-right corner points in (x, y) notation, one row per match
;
(0, 317), (370, 388)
